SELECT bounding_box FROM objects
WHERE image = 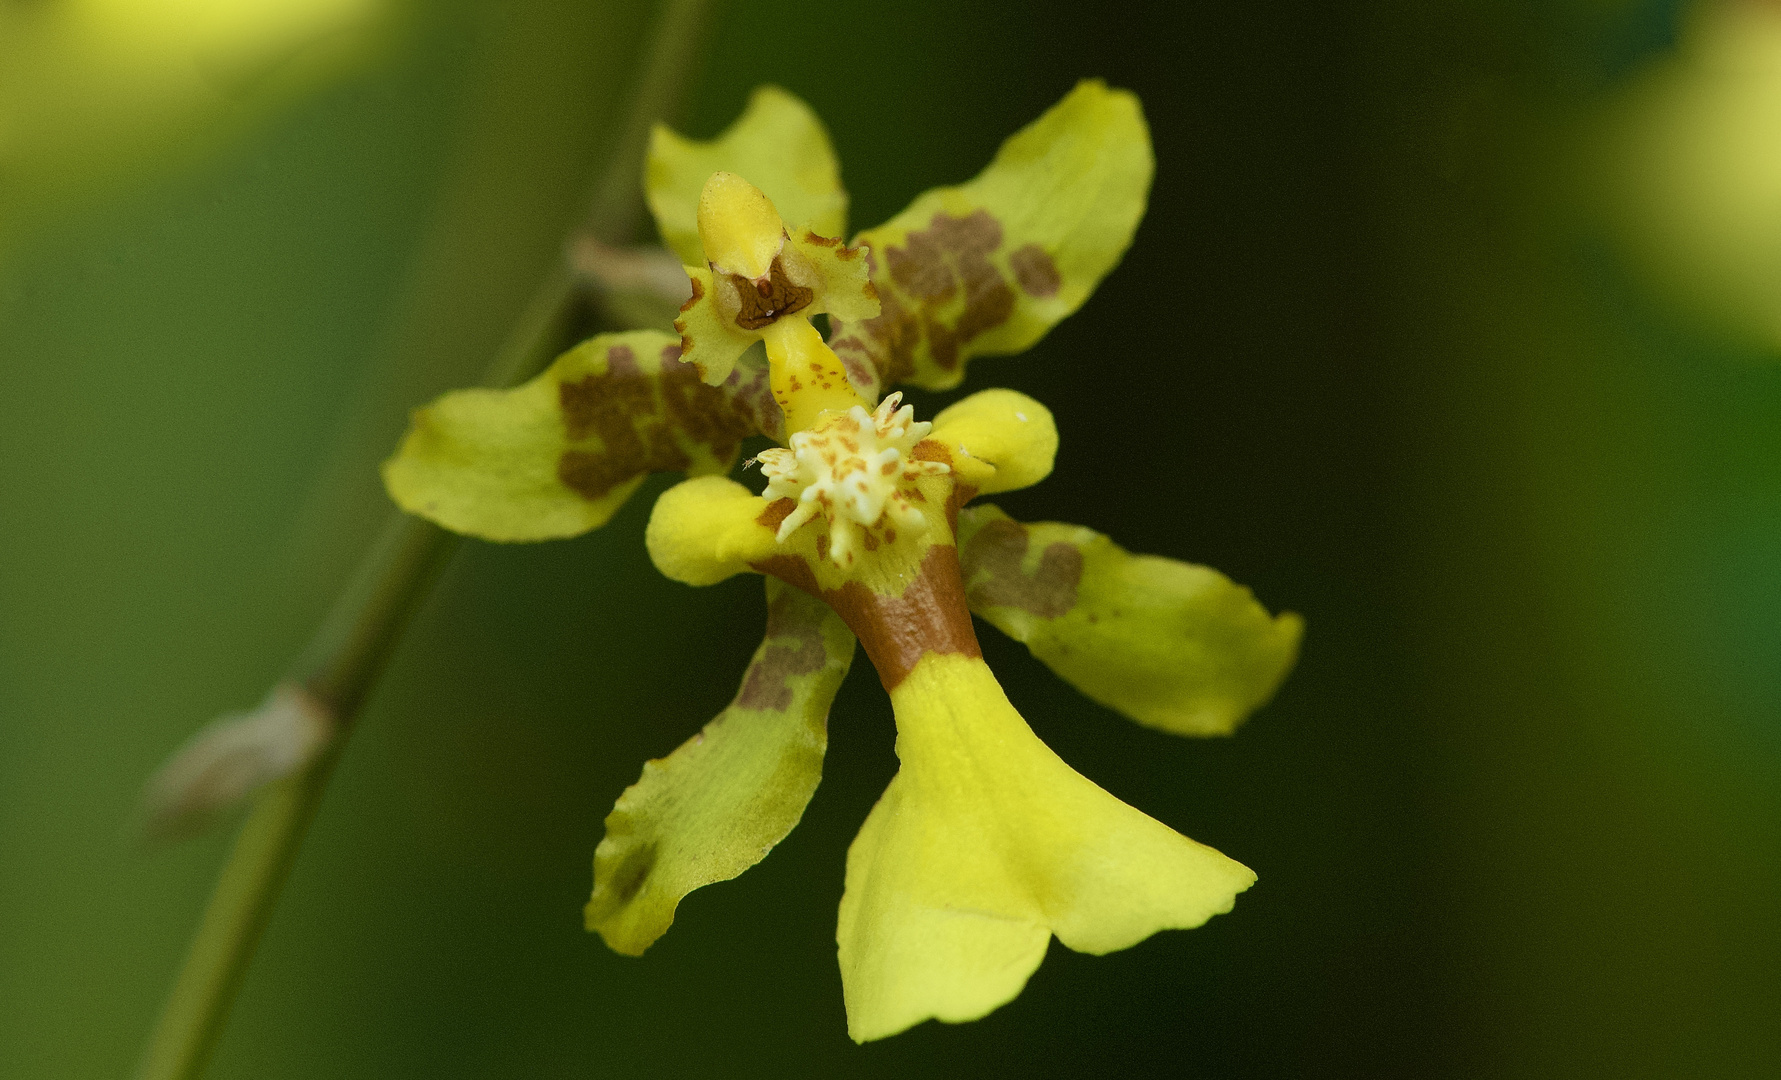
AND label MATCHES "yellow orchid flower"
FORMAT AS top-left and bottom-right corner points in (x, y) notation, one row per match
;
(382, 80), (1303, 1041)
